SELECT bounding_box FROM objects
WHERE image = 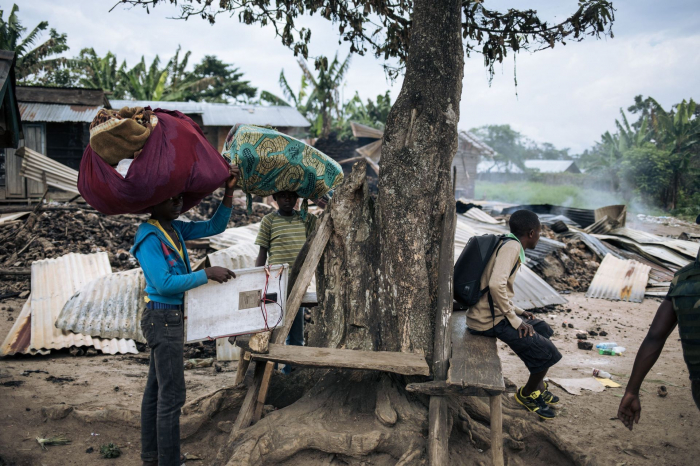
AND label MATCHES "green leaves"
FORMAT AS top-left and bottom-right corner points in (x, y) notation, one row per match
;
(0, 3), (69, 82)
